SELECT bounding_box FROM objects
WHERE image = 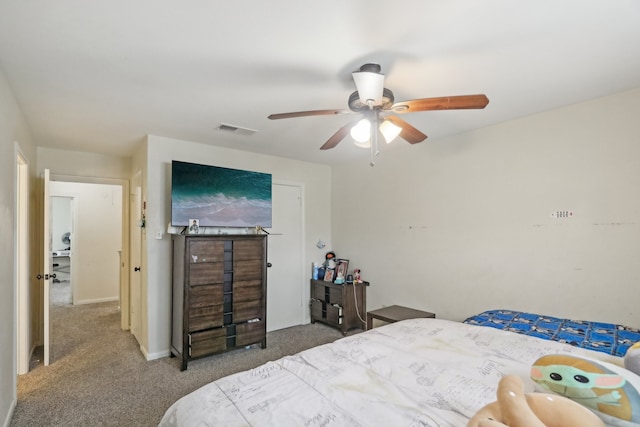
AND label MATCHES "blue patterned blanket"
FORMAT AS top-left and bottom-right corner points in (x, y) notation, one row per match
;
(463, 309), (640, 357)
